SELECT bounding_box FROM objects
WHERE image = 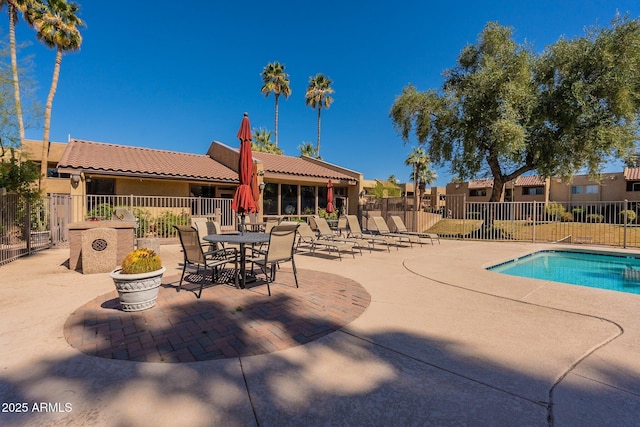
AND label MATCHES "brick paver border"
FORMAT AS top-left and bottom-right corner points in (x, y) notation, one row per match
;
(64, 268), (370, 363)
